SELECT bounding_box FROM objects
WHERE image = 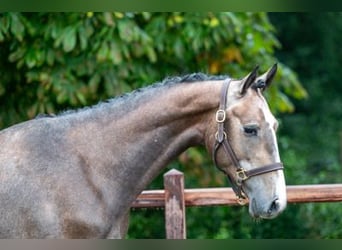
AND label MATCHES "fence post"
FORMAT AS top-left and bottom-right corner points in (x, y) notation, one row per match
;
(164, 169), (186, 239)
